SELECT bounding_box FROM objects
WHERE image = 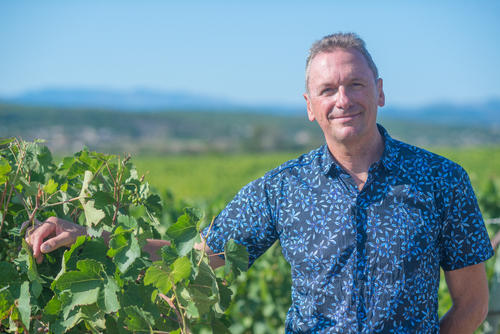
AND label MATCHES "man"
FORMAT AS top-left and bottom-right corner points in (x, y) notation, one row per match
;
(27, 33), (493, 333)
